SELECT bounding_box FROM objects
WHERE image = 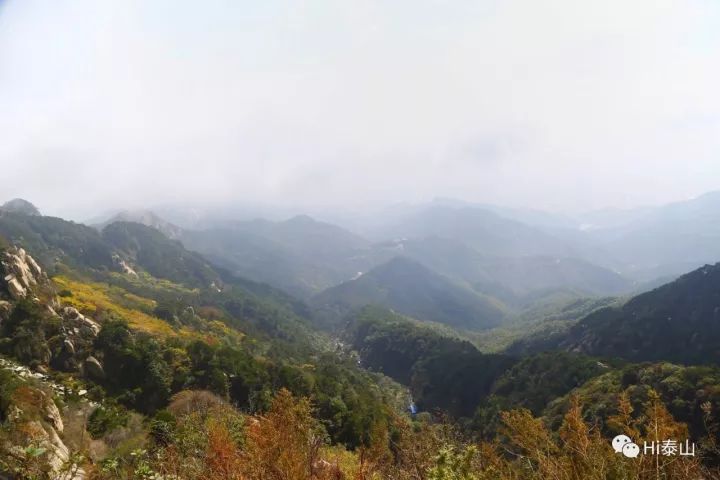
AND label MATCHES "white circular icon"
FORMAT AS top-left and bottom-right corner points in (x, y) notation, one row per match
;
(622, 442), (640, 458)
(612, 434), (632, 453)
